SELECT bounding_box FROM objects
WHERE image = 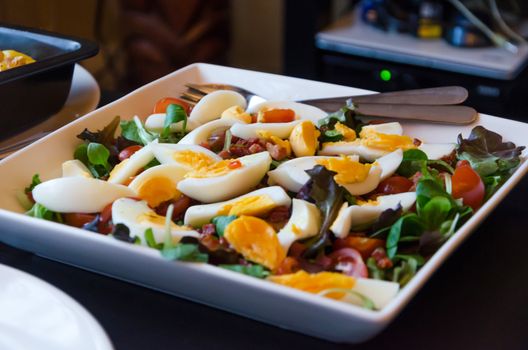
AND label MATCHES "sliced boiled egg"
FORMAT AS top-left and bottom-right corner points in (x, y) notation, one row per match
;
(267, 155), (359, 192)
(184, 186), (291, 227)
(128, 164), (188, 207)
(178, 118), (244, 145)
(289, 120), (320, 157)
(230, 120), (301, 140)
(330, 192), (417, 238)
(345, 278), (399, 310)
(32, 177), (135, 213)
(62, 160), (92, 178)
(188, 90), (246, 126)
(277, 199), (321, 252)
(376, 149), (403, 181)
(145, 113), (201, 132)
(247, 101), (327, 123)
(177, 151), (272, 203)
(221, 105), (252, 123)
(151, 143), (221, 167)
(112, 198), (199, 245)
(224, 215), (286, 270)
(418, 143), (456, 160)
(319, 122), (415, 162)
(108, 143), (155, 184)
